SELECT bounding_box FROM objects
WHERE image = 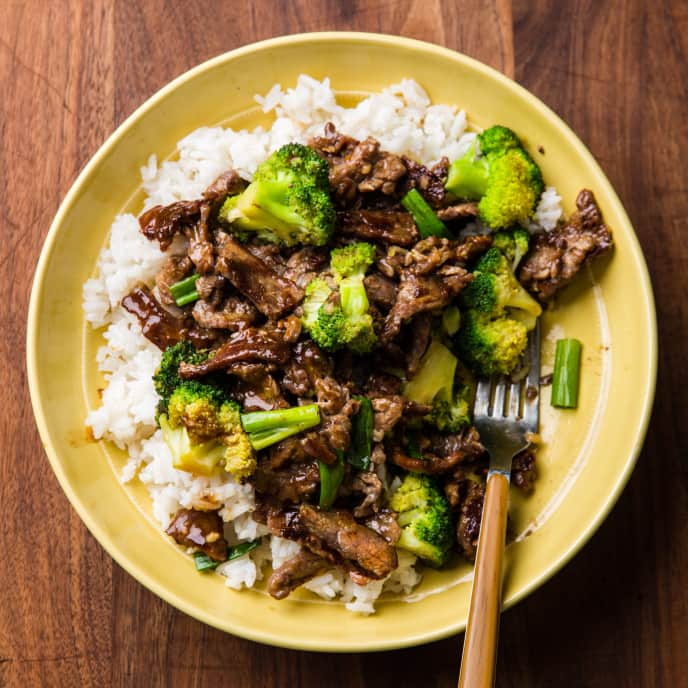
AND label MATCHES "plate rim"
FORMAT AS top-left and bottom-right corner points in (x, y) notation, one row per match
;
(26, 31), (658, 652)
